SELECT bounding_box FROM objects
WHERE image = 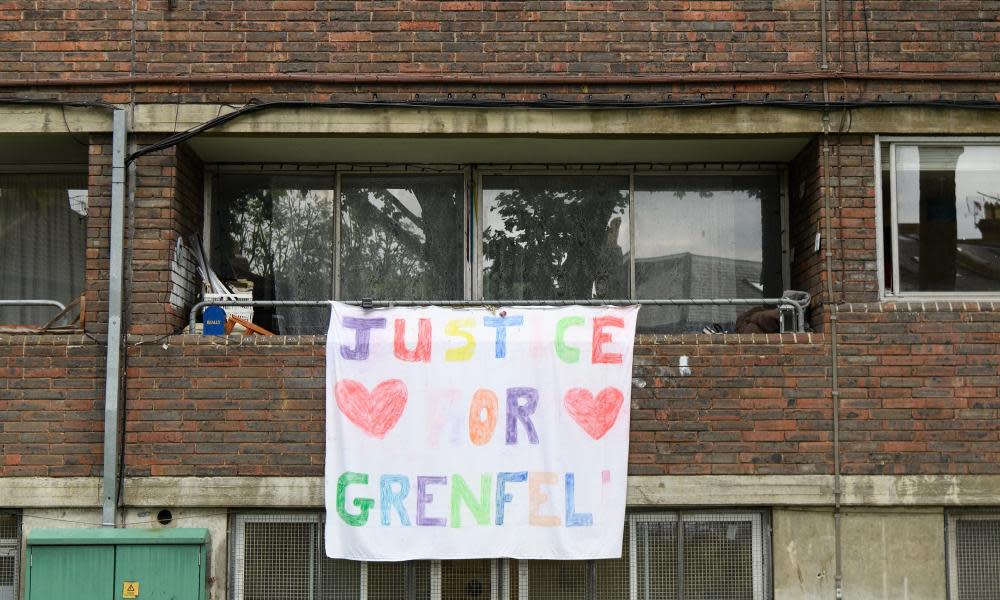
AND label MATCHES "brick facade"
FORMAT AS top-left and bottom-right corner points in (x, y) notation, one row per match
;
(1, 0), (999, 492)
(0, 335), (104, 477)
(3, 2), (1000, 103)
